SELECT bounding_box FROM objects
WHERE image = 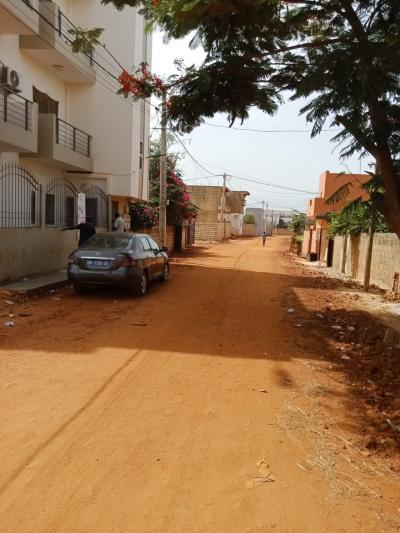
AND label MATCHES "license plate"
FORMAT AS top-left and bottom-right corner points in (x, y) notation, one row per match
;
(86, 259), (111, 269)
